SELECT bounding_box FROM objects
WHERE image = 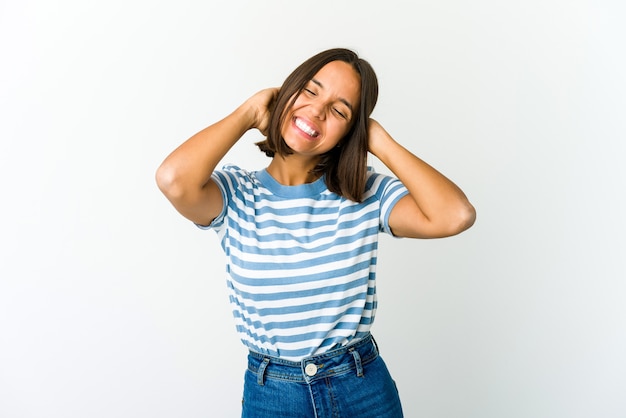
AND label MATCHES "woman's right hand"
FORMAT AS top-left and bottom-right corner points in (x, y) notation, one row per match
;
(244, 87), (279, 136)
